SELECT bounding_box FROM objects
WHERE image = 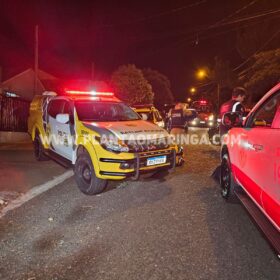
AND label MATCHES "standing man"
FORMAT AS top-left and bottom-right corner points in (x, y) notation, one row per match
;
(168, 103), (187, 134)
(219, 87), (247, 137)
